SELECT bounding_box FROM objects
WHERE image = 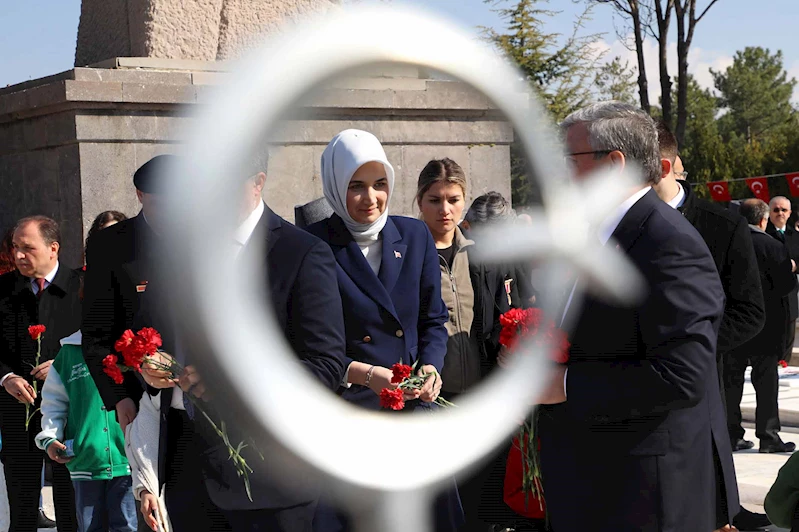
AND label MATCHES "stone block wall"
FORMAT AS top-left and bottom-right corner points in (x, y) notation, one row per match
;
(75, 0), (337, 66)
(0, 59), (512, 267)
